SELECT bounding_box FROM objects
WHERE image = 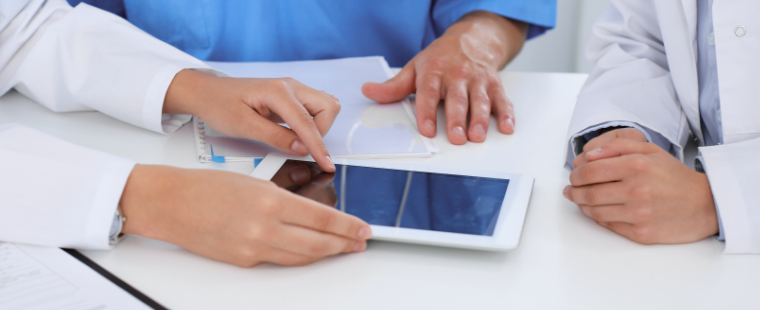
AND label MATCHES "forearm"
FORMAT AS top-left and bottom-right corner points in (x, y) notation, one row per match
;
(444, 11), (528, 69)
